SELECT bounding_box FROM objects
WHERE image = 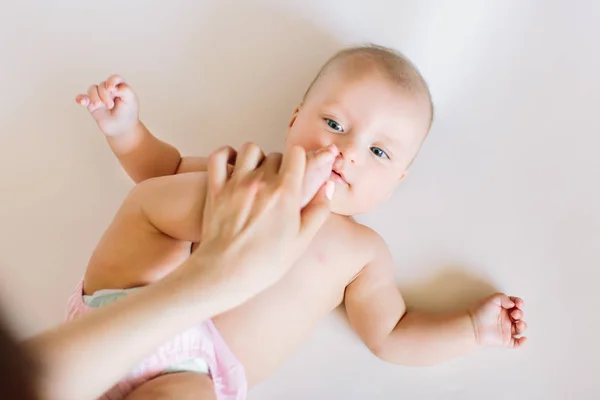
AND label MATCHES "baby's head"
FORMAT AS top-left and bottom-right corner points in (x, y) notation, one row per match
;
(286, 44), (433, 215)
